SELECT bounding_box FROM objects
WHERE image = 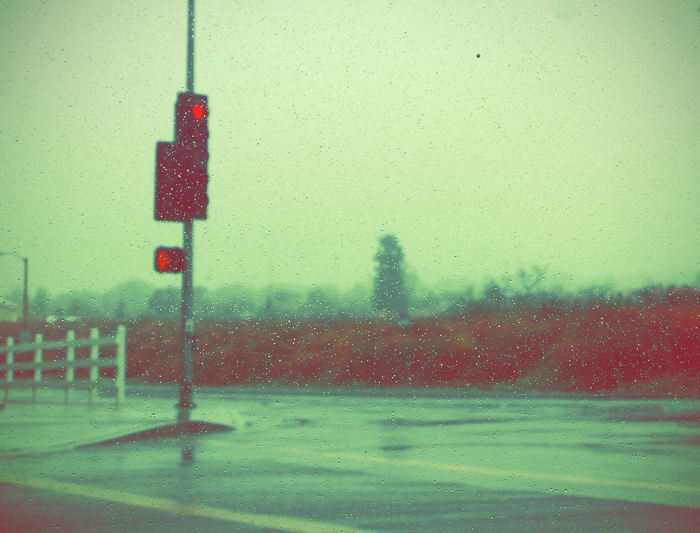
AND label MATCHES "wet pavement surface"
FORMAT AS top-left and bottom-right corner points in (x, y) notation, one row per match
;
(1, 385), (699, 532)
